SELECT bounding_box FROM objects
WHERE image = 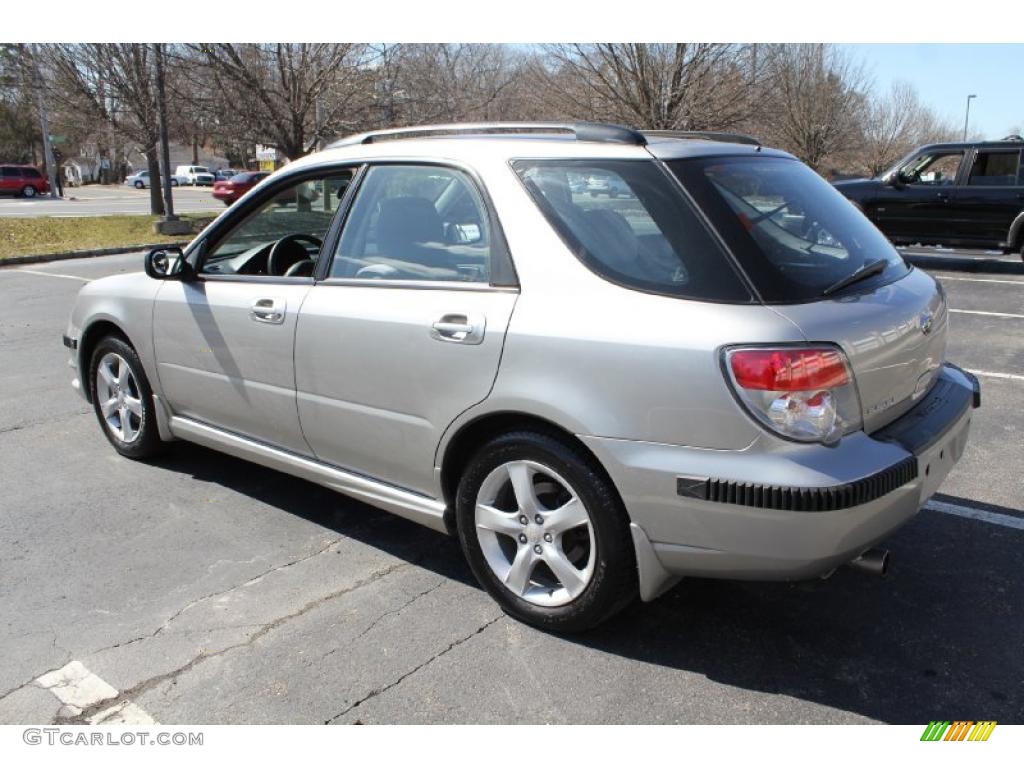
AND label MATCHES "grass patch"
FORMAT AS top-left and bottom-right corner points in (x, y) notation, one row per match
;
(0, 213), (216, 260)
